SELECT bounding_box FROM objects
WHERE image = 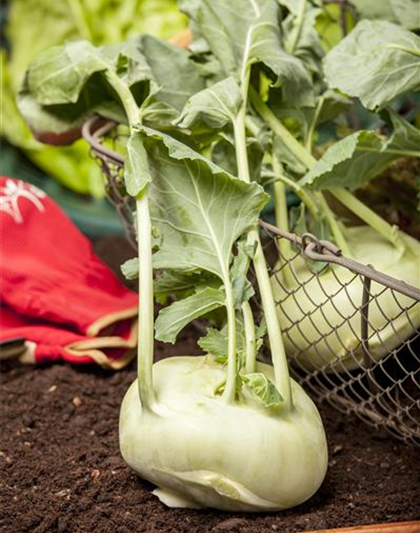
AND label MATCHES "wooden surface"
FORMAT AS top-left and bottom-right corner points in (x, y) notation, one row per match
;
(304, 521), (420, 533)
